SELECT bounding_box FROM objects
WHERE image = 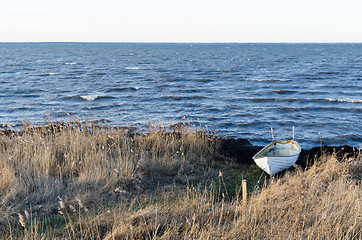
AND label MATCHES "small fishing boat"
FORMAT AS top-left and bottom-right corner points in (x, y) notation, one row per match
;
(253, 128), (301, 175)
